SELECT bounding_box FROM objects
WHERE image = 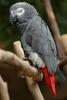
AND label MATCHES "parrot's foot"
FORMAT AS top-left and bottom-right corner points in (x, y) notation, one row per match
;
(29, 52), (45, 67)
